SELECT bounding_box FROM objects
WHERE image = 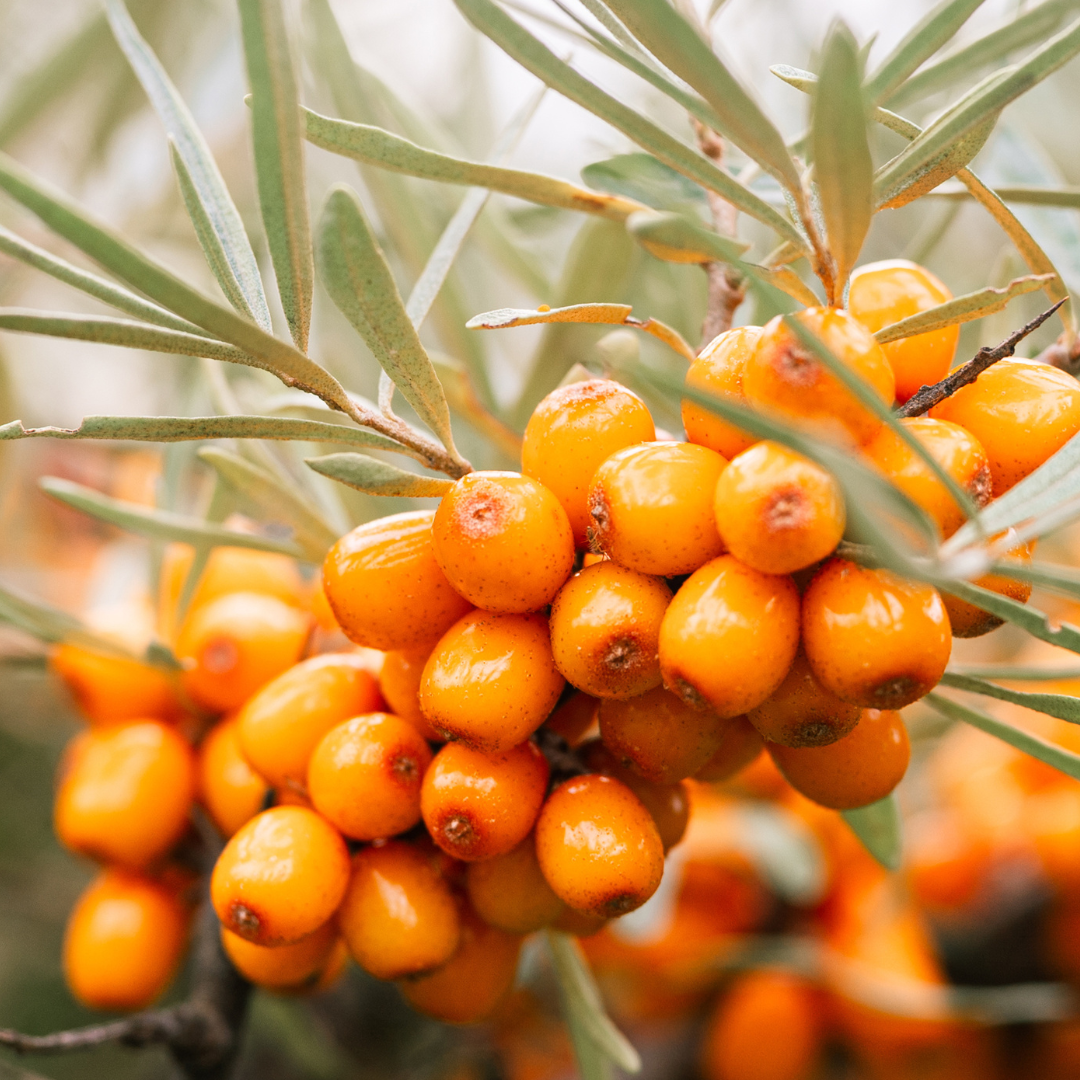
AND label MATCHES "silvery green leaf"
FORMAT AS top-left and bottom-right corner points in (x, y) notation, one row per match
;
(305, 453), (453, 498)
(841, 795), (902, 871)
(947, 664), (1080, 681)
(582, 154), (709, 216)
(939, 670), (1080, 723)
(624, 210), (750, 264)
